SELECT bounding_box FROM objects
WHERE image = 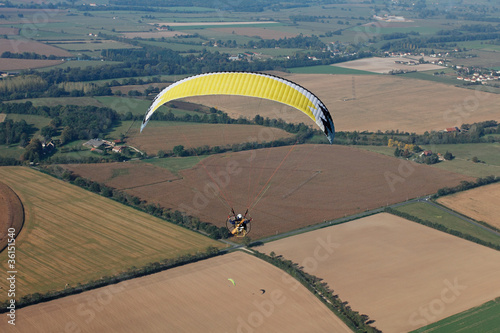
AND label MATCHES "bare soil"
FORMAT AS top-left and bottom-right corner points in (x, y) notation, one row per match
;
(0, 38), (72, 57)
(0, 58), (64, 71)
(64, 145), (473, 239)
(126, 123), (295, 154)
(334, 56), (442, 73)
(0, 181), (24, 252)
(258, 213), (500, 333)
